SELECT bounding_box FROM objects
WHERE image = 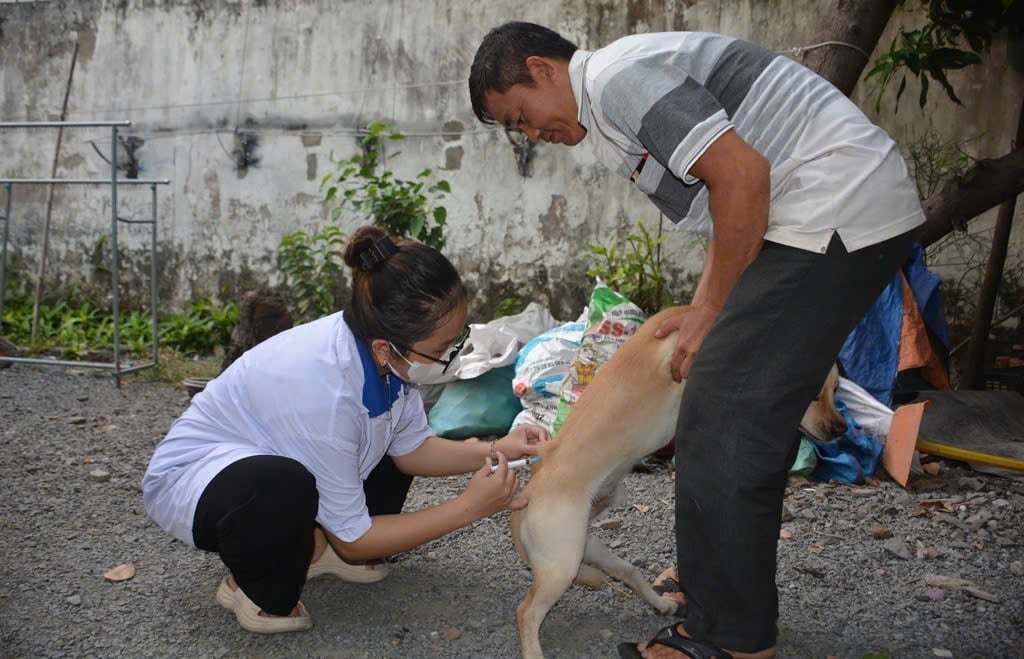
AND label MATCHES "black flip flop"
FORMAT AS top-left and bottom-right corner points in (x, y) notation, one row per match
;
(617, 623), (734, 659)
